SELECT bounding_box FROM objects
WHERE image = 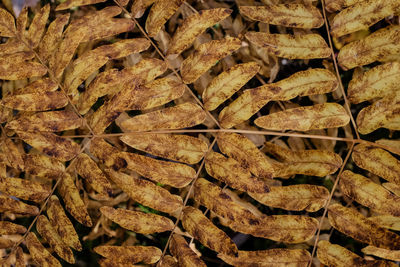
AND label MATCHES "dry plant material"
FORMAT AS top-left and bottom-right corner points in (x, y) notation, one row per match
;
(240, 4), (323, 29)
(0, 0), (399, 266)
